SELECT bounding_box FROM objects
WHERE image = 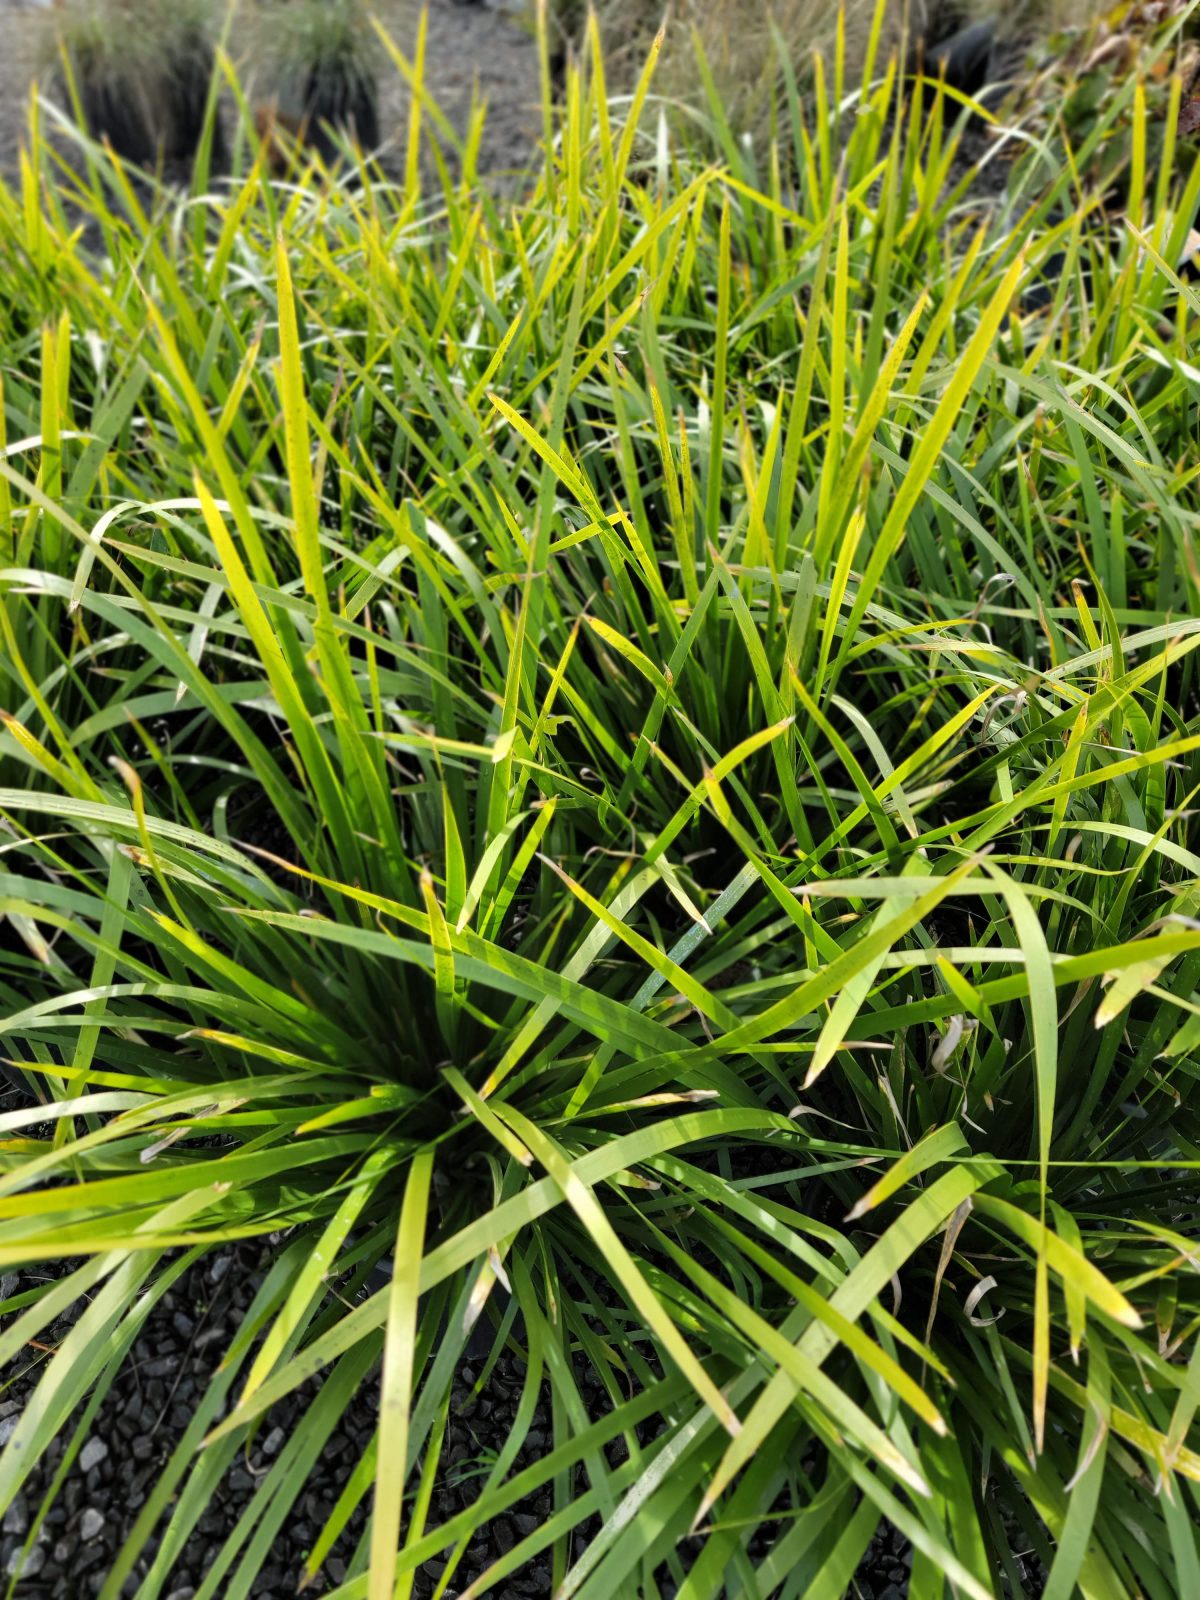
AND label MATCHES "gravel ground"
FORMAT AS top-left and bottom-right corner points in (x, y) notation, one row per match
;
(0, 1117), (1054, 1597)
(0, 0), (541, 181)
(0, 1132), (985, 1598)
(0, 1237), (573, 1599)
